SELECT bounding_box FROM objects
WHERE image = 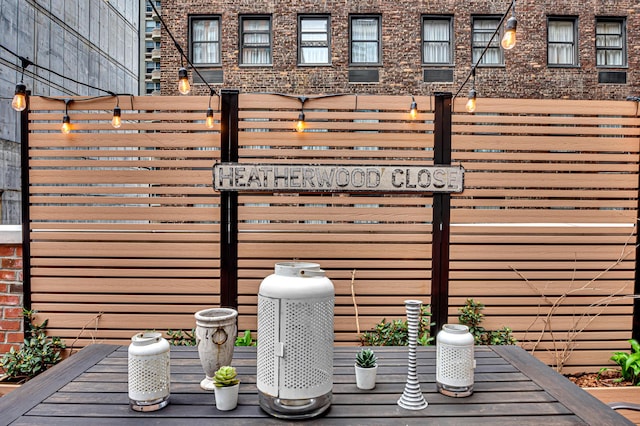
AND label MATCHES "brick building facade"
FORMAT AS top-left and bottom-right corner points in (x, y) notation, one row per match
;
(160, 0), (639, 100)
